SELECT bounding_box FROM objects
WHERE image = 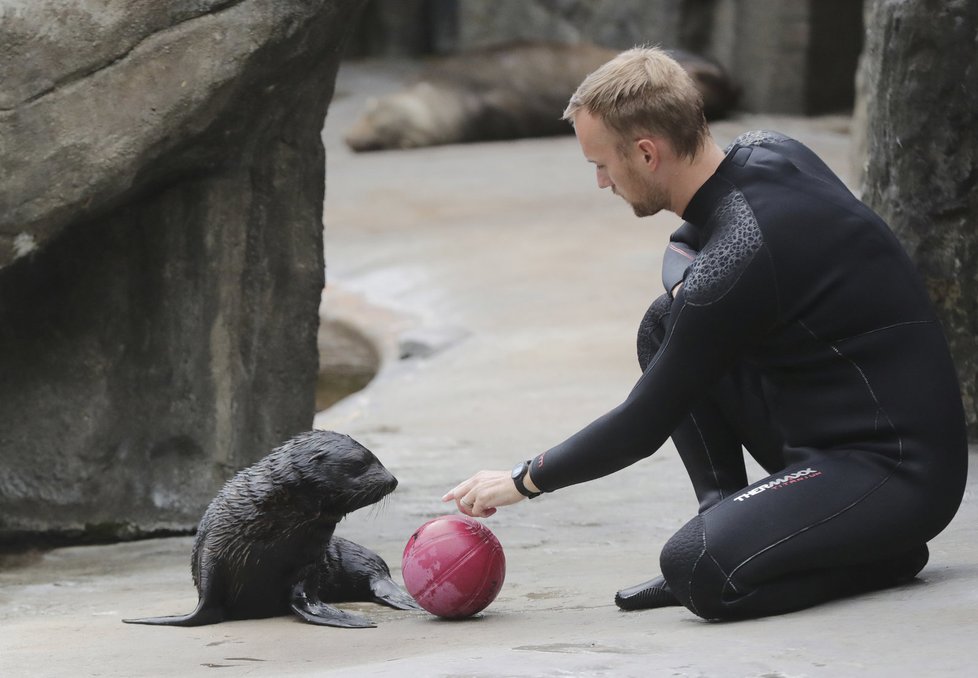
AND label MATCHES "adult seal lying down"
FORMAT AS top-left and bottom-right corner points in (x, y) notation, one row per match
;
(344, 42), (738, 152)
(124, 430), (419, 628)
